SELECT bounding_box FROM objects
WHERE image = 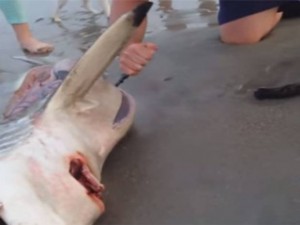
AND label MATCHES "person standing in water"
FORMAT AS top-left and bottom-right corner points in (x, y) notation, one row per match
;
(0, 0), (54, 54)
